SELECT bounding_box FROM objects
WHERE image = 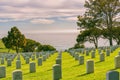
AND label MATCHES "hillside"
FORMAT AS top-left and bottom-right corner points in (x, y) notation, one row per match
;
(0, 40), (15, 53)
